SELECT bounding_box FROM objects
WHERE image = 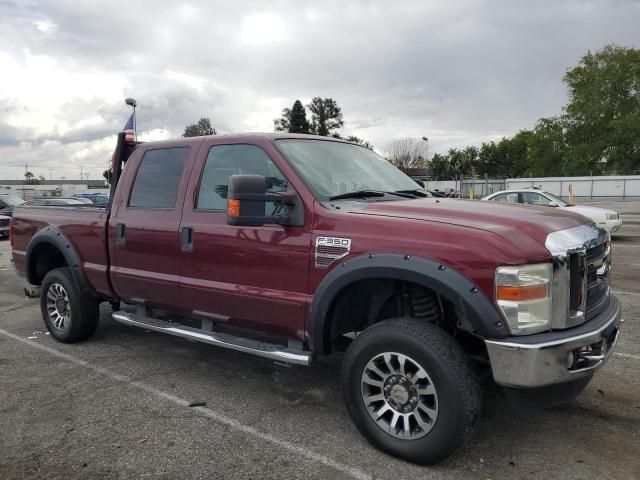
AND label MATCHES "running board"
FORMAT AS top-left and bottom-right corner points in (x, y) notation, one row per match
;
(111, 311), (312, 366)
